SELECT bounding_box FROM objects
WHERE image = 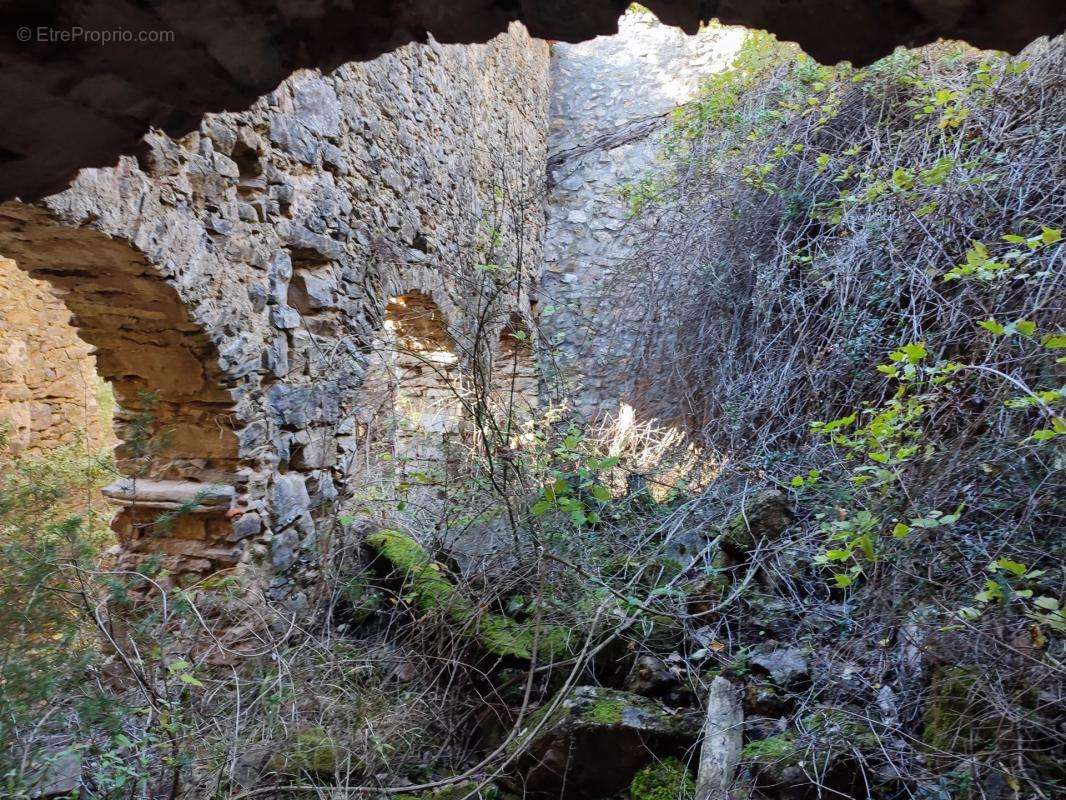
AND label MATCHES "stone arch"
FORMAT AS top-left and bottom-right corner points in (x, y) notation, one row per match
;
(0, 202), (242, 581)
(356, 289), (466, 497)
(492, 312), (538, 430)
(384, 291), (464, 485)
